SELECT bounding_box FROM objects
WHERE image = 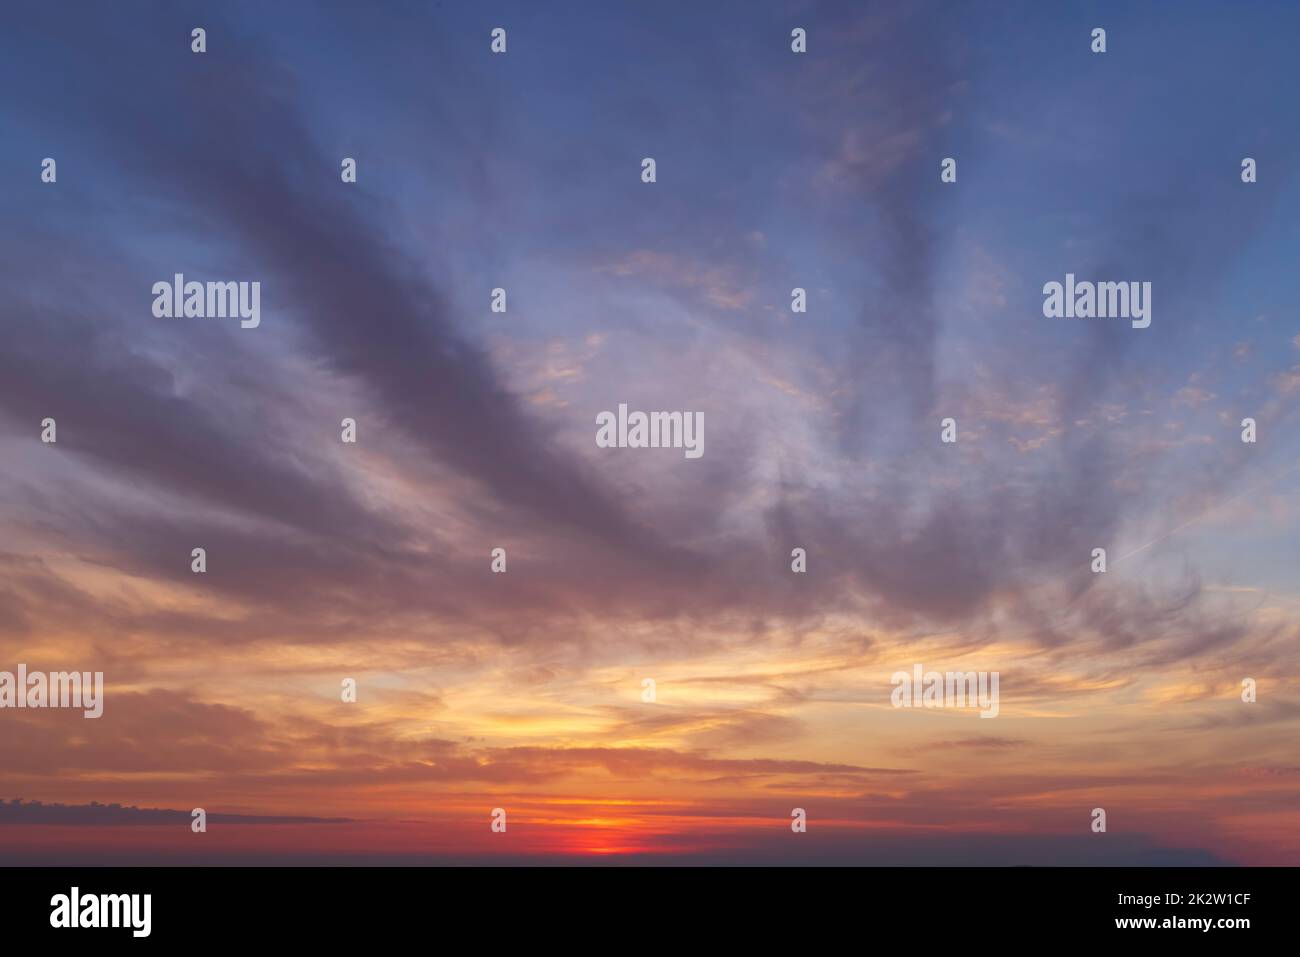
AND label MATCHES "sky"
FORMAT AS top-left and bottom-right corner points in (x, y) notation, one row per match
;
(1, 0), (1298, 865)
